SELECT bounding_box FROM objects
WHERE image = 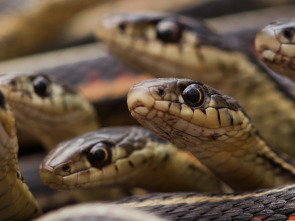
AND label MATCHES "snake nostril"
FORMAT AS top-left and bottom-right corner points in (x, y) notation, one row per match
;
(158, 88), (165, 97)
(118, 23), (126, 32)
(282, 28), (294, 41)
